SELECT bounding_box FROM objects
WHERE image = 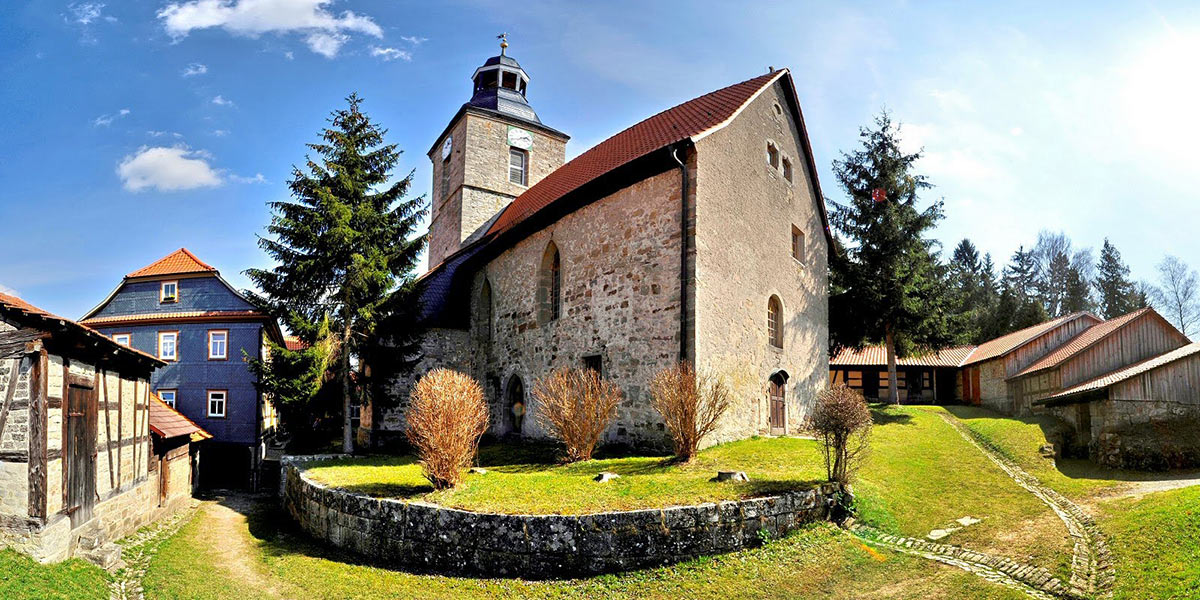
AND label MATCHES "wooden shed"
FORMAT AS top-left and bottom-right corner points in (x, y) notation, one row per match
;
(829, 345), (974, 404)
(0, 292), (201, 568)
